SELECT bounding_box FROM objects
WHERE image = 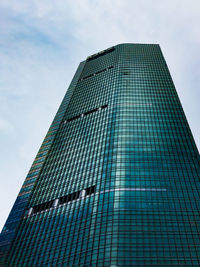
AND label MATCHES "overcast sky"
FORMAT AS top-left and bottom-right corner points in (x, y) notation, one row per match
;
(0, 0), (200, 232)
